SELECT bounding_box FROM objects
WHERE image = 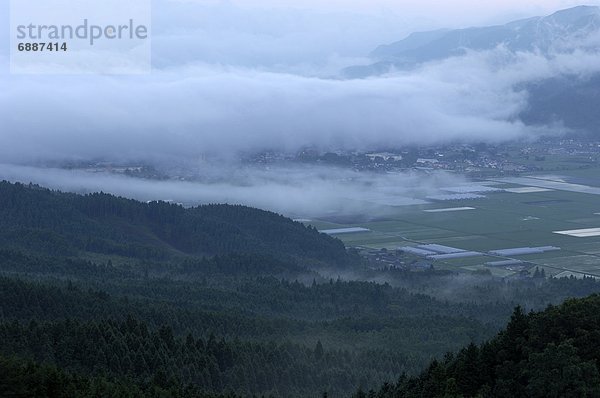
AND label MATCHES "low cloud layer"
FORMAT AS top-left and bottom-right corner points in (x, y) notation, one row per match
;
(0, 163), (466, 217)
(3, 48), (598, 165)
(1, 2), (600, 167)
